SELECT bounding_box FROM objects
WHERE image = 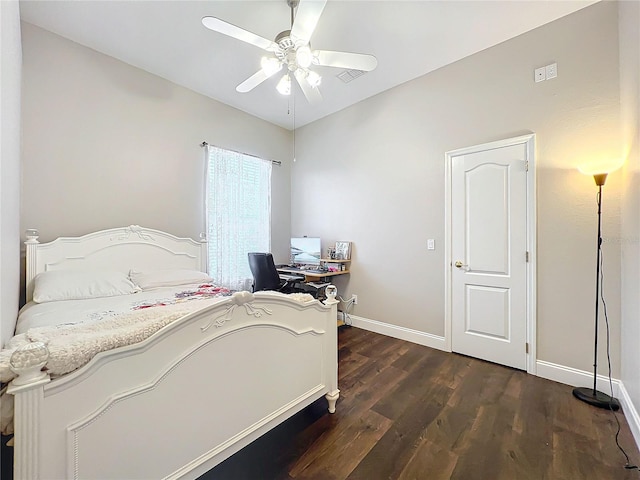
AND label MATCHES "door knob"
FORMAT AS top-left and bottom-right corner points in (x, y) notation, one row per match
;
(454, 261), (468, 268)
